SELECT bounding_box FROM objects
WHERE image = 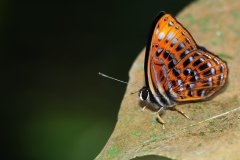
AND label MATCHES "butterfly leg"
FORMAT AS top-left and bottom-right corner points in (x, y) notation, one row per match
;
(142, 106), (146, 111)
(156, 108), (165, 129)
(172, 106), (191, 120)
